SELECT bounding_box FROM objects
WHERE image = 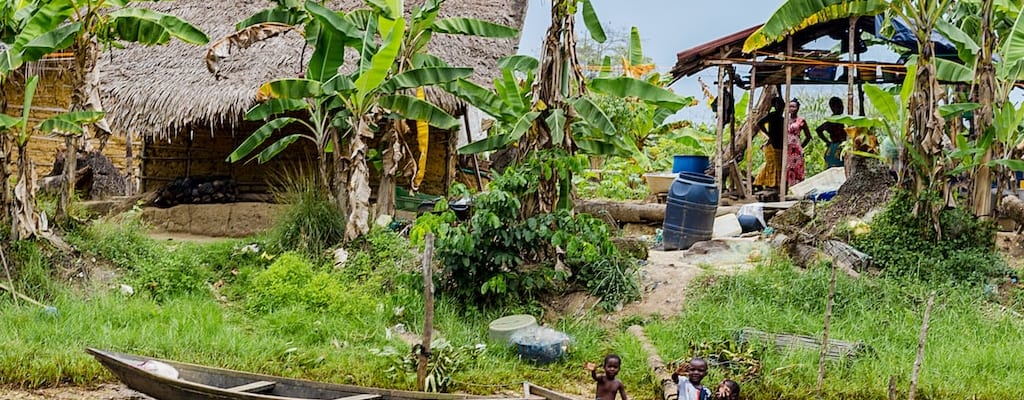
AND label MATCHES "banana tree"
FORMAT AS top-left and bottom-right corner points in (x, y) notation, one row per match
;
(221, 0), (506, 241)
(2, 0), (208, 224)
(453, 53), (691, 209)
(1, 76), (103, 239)
(747, 0), (956, 230)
